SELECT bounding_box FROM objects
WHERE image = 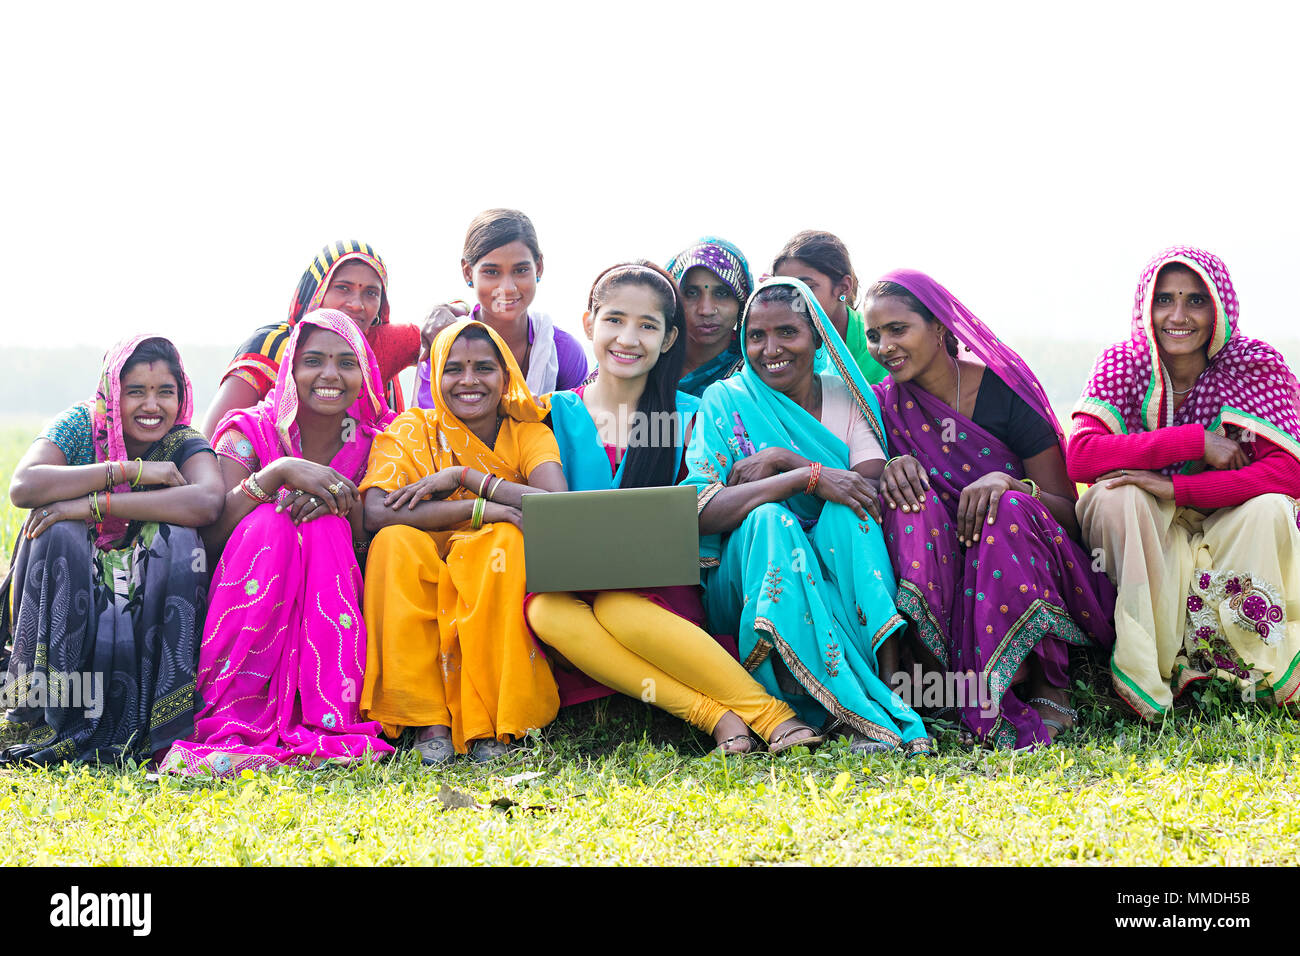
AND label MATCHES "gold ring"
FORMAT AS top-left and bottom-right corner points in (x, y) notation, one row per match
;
(328, 482), (344, 495)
